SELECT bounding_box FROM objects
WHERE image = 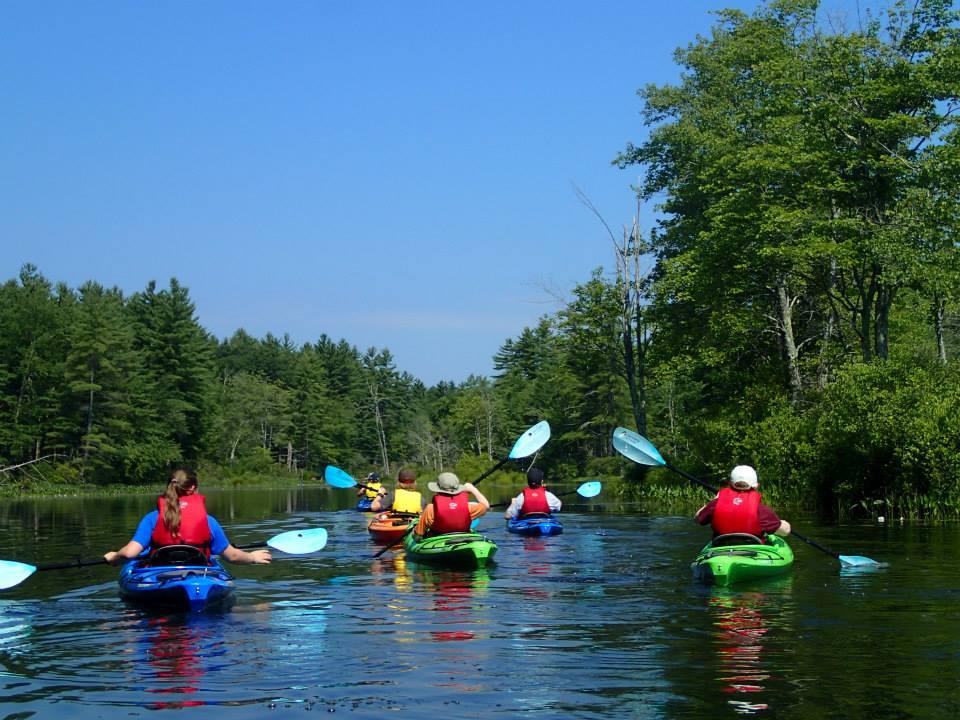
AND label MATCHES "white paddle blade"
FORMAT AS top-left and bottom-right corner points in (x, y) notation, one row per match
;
(509, 420), (551, 459)
(577, 481), (602, 498)
(0, 560), (37, 590)
(323, 465), (357, 489)
(267, 528), (328, 554)
(612, 427), (666, 467)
